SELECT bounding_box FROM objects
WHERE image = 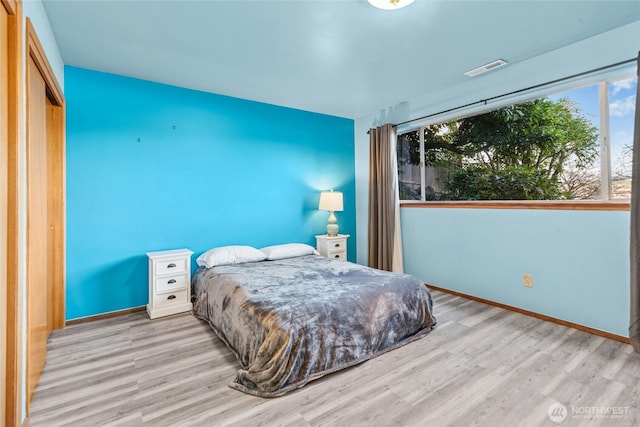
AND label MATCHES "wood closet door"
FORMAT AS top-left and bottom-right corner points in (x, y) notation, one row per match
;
(26, 55), (48, 405)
